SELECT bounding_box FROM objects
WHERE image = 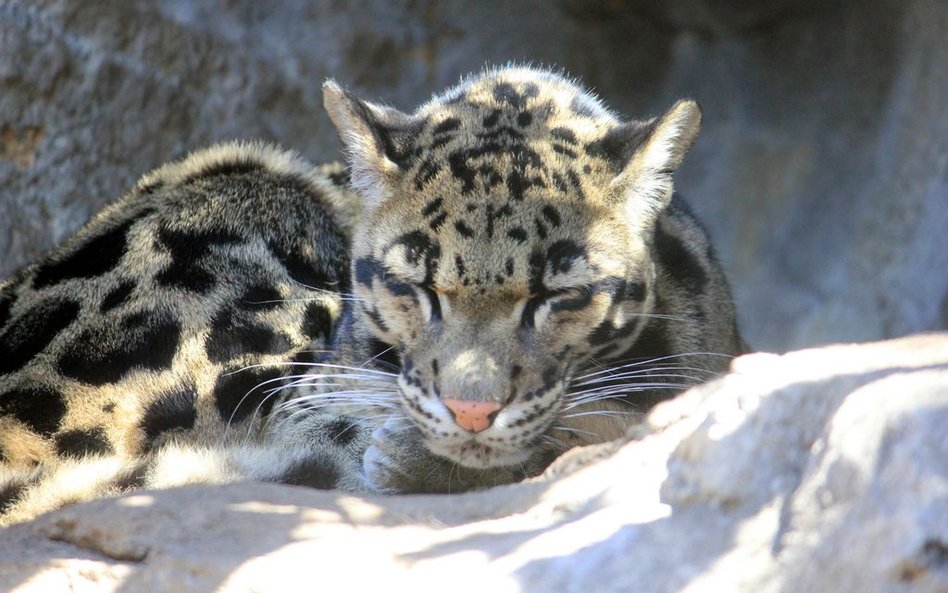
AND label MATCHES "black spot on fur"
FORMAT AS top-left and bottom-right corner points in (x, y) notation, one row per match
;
(0, 386), (67, 436)
(585, 120), (658, 174)
(415, 158), (443, 189)
(281, 455), (342, 489)
(137, 179), (164, 194)
(393, 231), (441, 285)
(32, 215), (143, 289)
(505, 257), (515, 277)
(206, 310), (294, 364)
(552, 172), (569, 194)
(0, 298), (81, 375)
(448, 140), (541, 196)
(493, 82), (539, 109)
(541, 205), (562, 227)
(213, 366), (283, 424)
(55, 428), (112, 457)
(238, 284), (282, 312)
(114, 462), (149, 491)
(534, 218), (548, 239)
(507, 228), (528, 244)
(367, 337), (401, 371)
(364, 306), (390, 333)
(448, 151), (479, 194)
(506, 170), (530, 201)
(528, 250), (547, 295)
(547, 240), (585, 274)
(100, 280), (136, 312)
(183, 160), (266, 184)
(354, 256), (384, 288)
(454, 255), (467, 279)
(155, 225), (241, 293)
(655, 222), (708, 295)
(483, 109), (501, 127)
(0, 480), (27, 515)
(517, 111), (533, 127)
(454, 220), (475, 238)
(429, 212), (448, 231)
(552, 145), (577, 159)
(433, 118), (461, 135)
(565, 169), (585, 200)
(588, 319), (640, 346)
(551, 127), (577, 144)
(57, 310), (181, 385)
(326, 416), (360, 447)
(140, 388), (197, 449)
(625, 280), (647, 301)
(327, 169), (350, 187)
(155, 260), (216, 293)
(303, 302), (333, 342)
(268, 240), (335, 290)
(422, 197), (444, 218)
